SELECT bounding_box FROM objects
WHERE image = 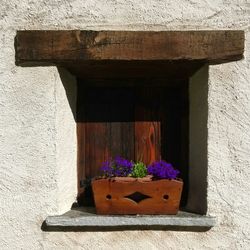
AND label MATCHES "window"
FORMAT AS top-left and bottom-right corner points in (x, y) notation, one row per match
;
(15, 30), (243, 230)
(76, 79), (189, 208)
